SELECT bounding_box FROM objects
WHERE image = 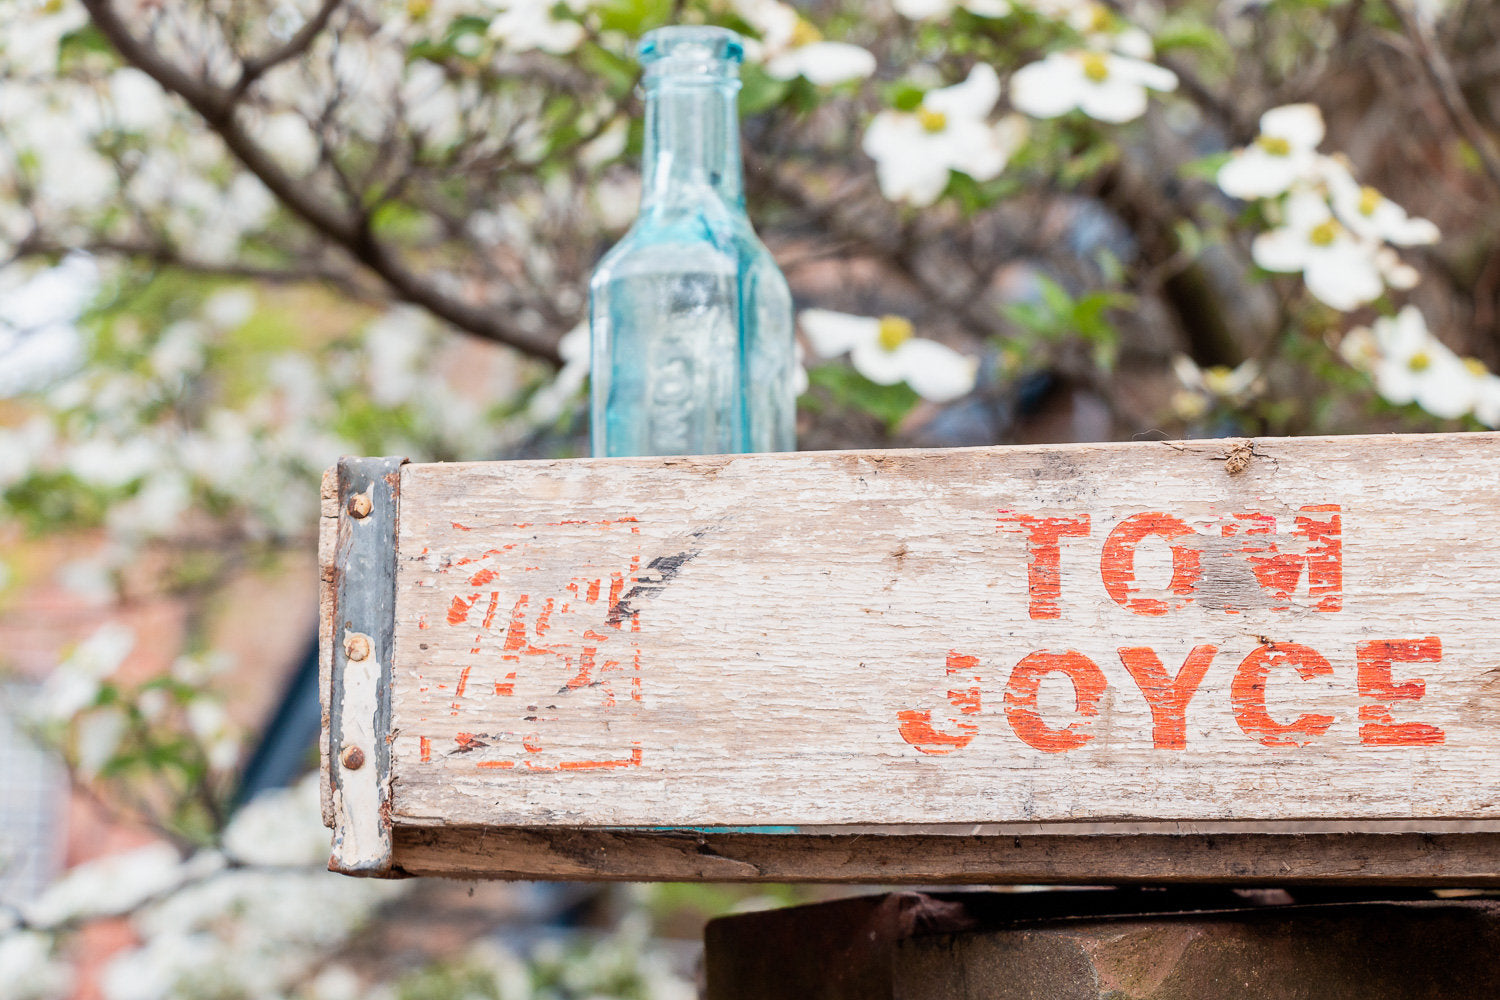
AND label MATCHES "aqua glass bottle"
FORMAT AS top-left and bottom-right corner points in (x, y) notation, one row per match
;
(588, 26), (795, 457)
